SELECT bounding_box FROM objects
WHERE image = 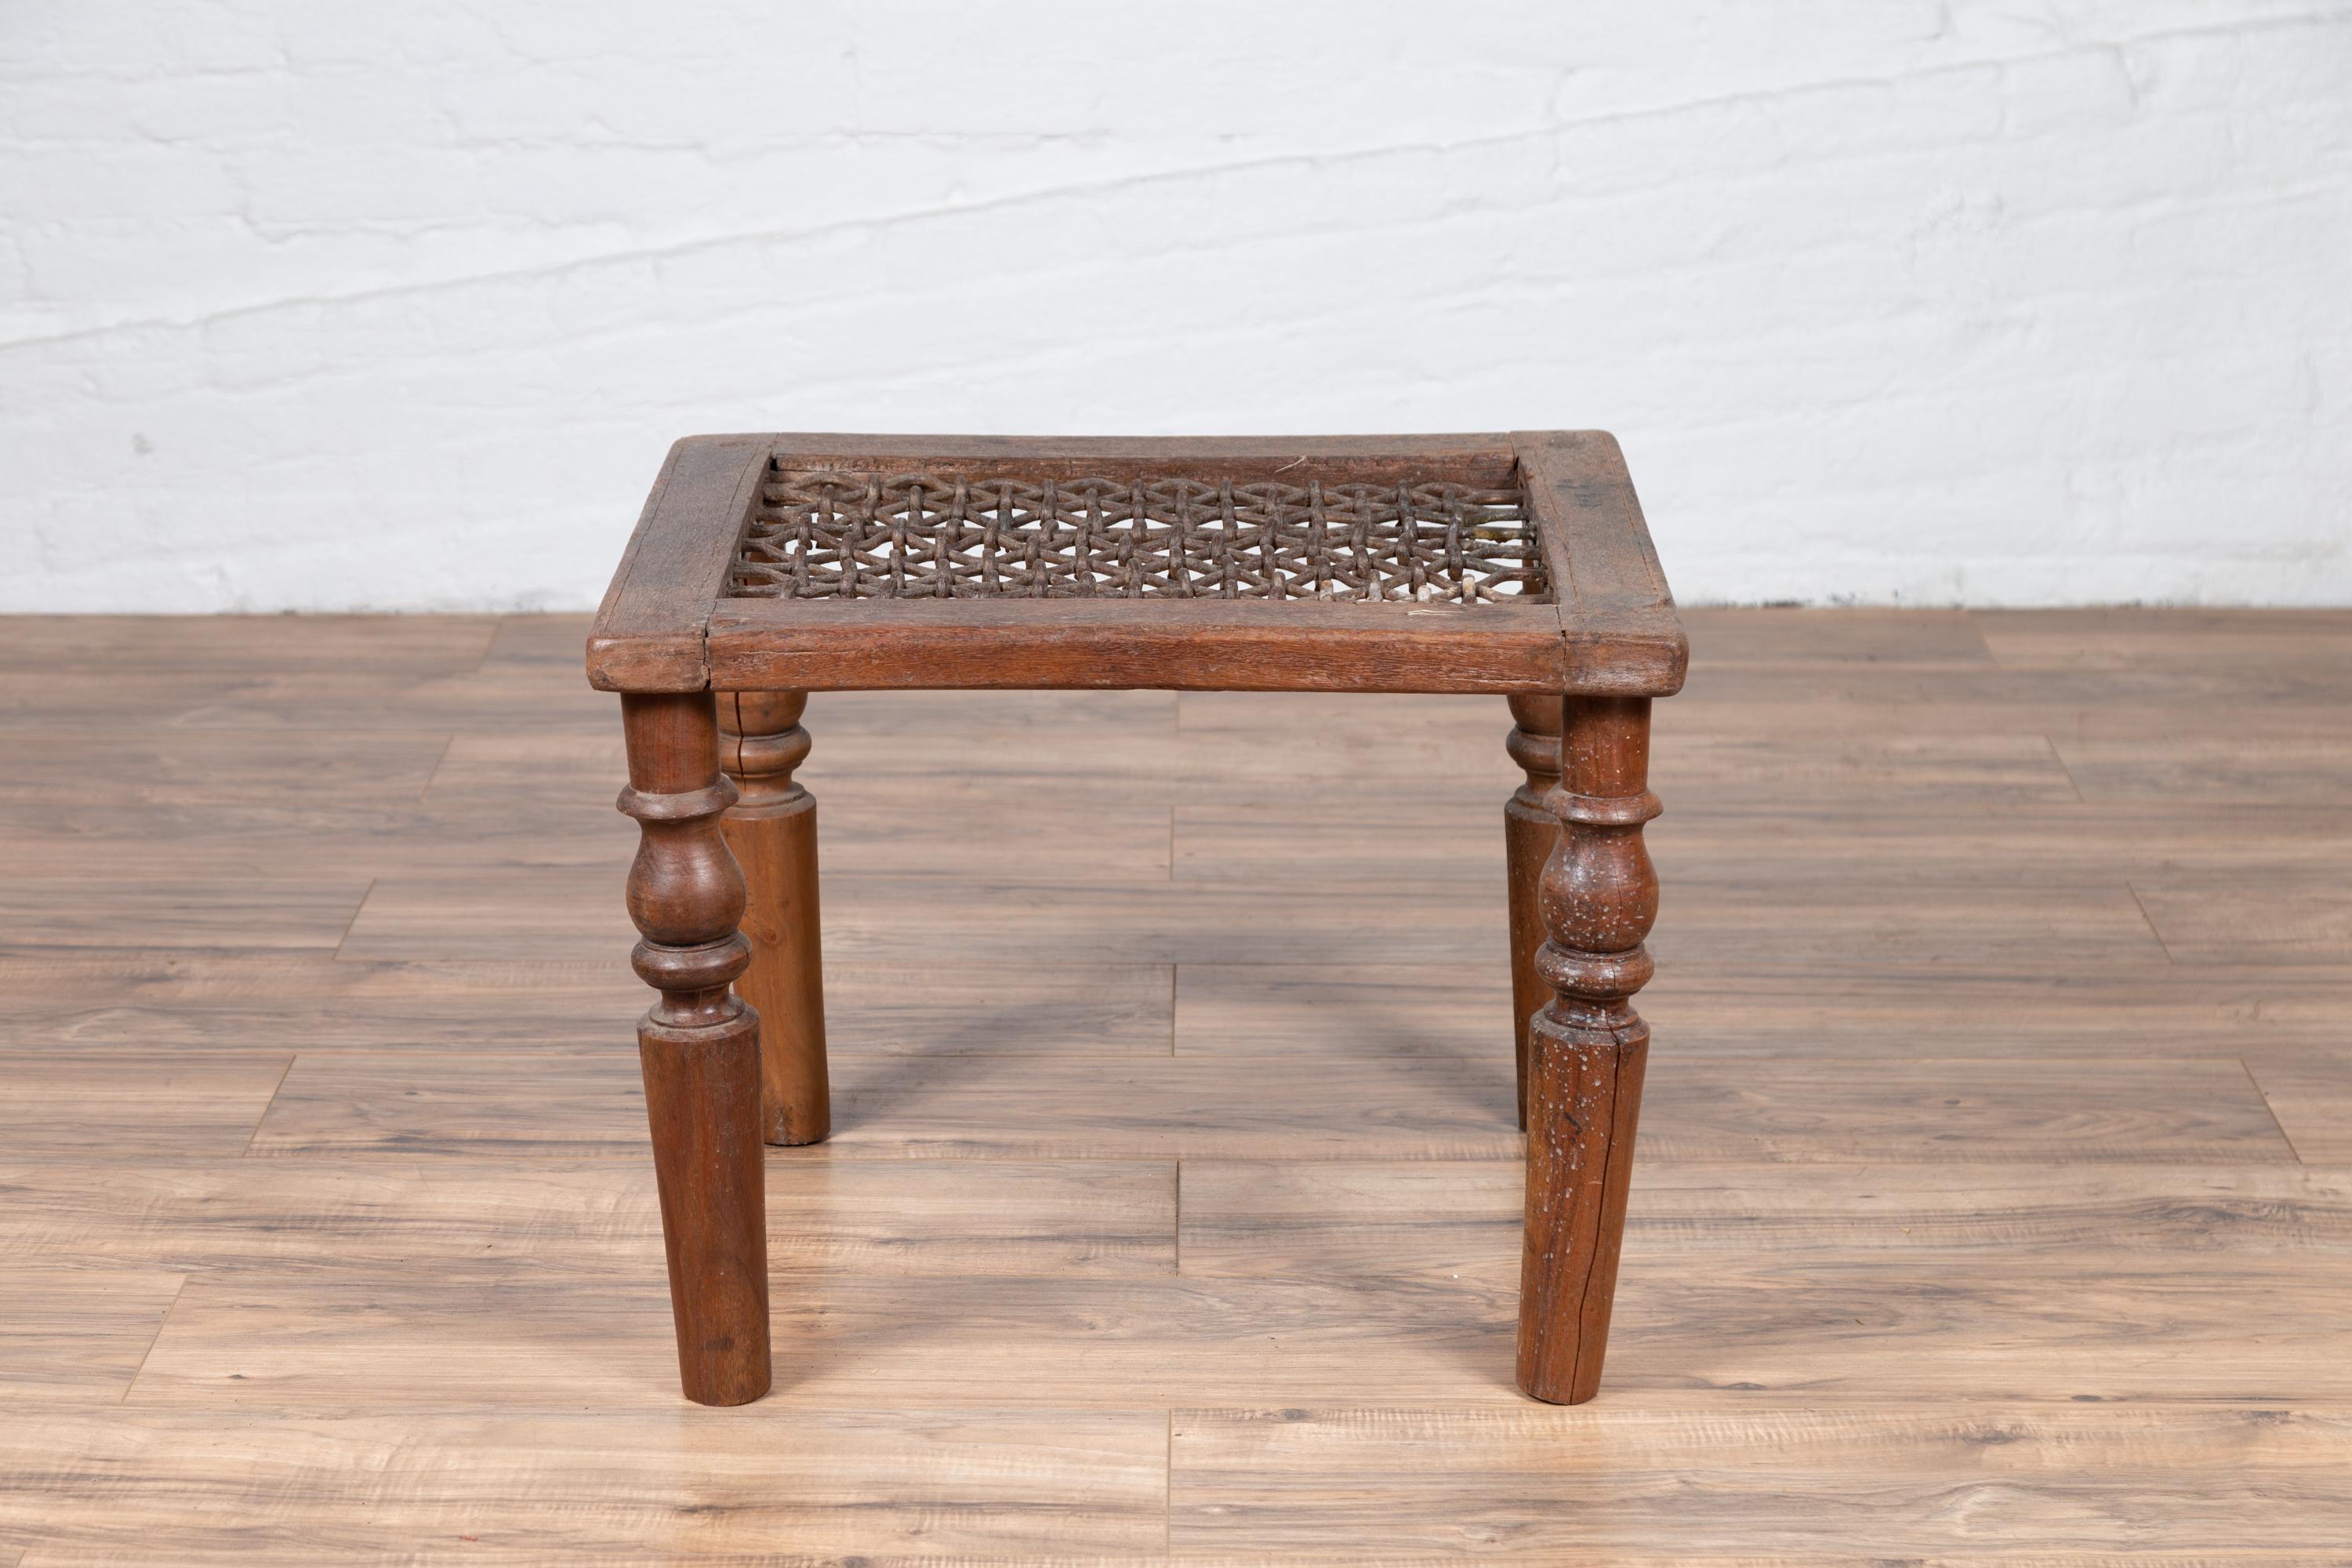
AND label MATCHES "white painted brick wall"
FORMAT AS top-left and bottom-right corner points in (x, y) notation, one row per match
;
(4, 2), (2348, 611)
